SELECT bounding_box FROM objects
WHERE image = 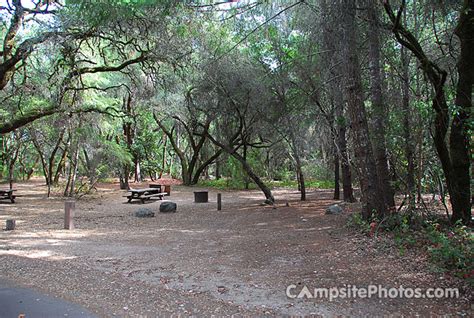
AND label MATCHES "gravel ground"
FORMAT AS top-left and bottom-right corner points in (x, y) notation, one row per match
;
(0, 179), (472, 317)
